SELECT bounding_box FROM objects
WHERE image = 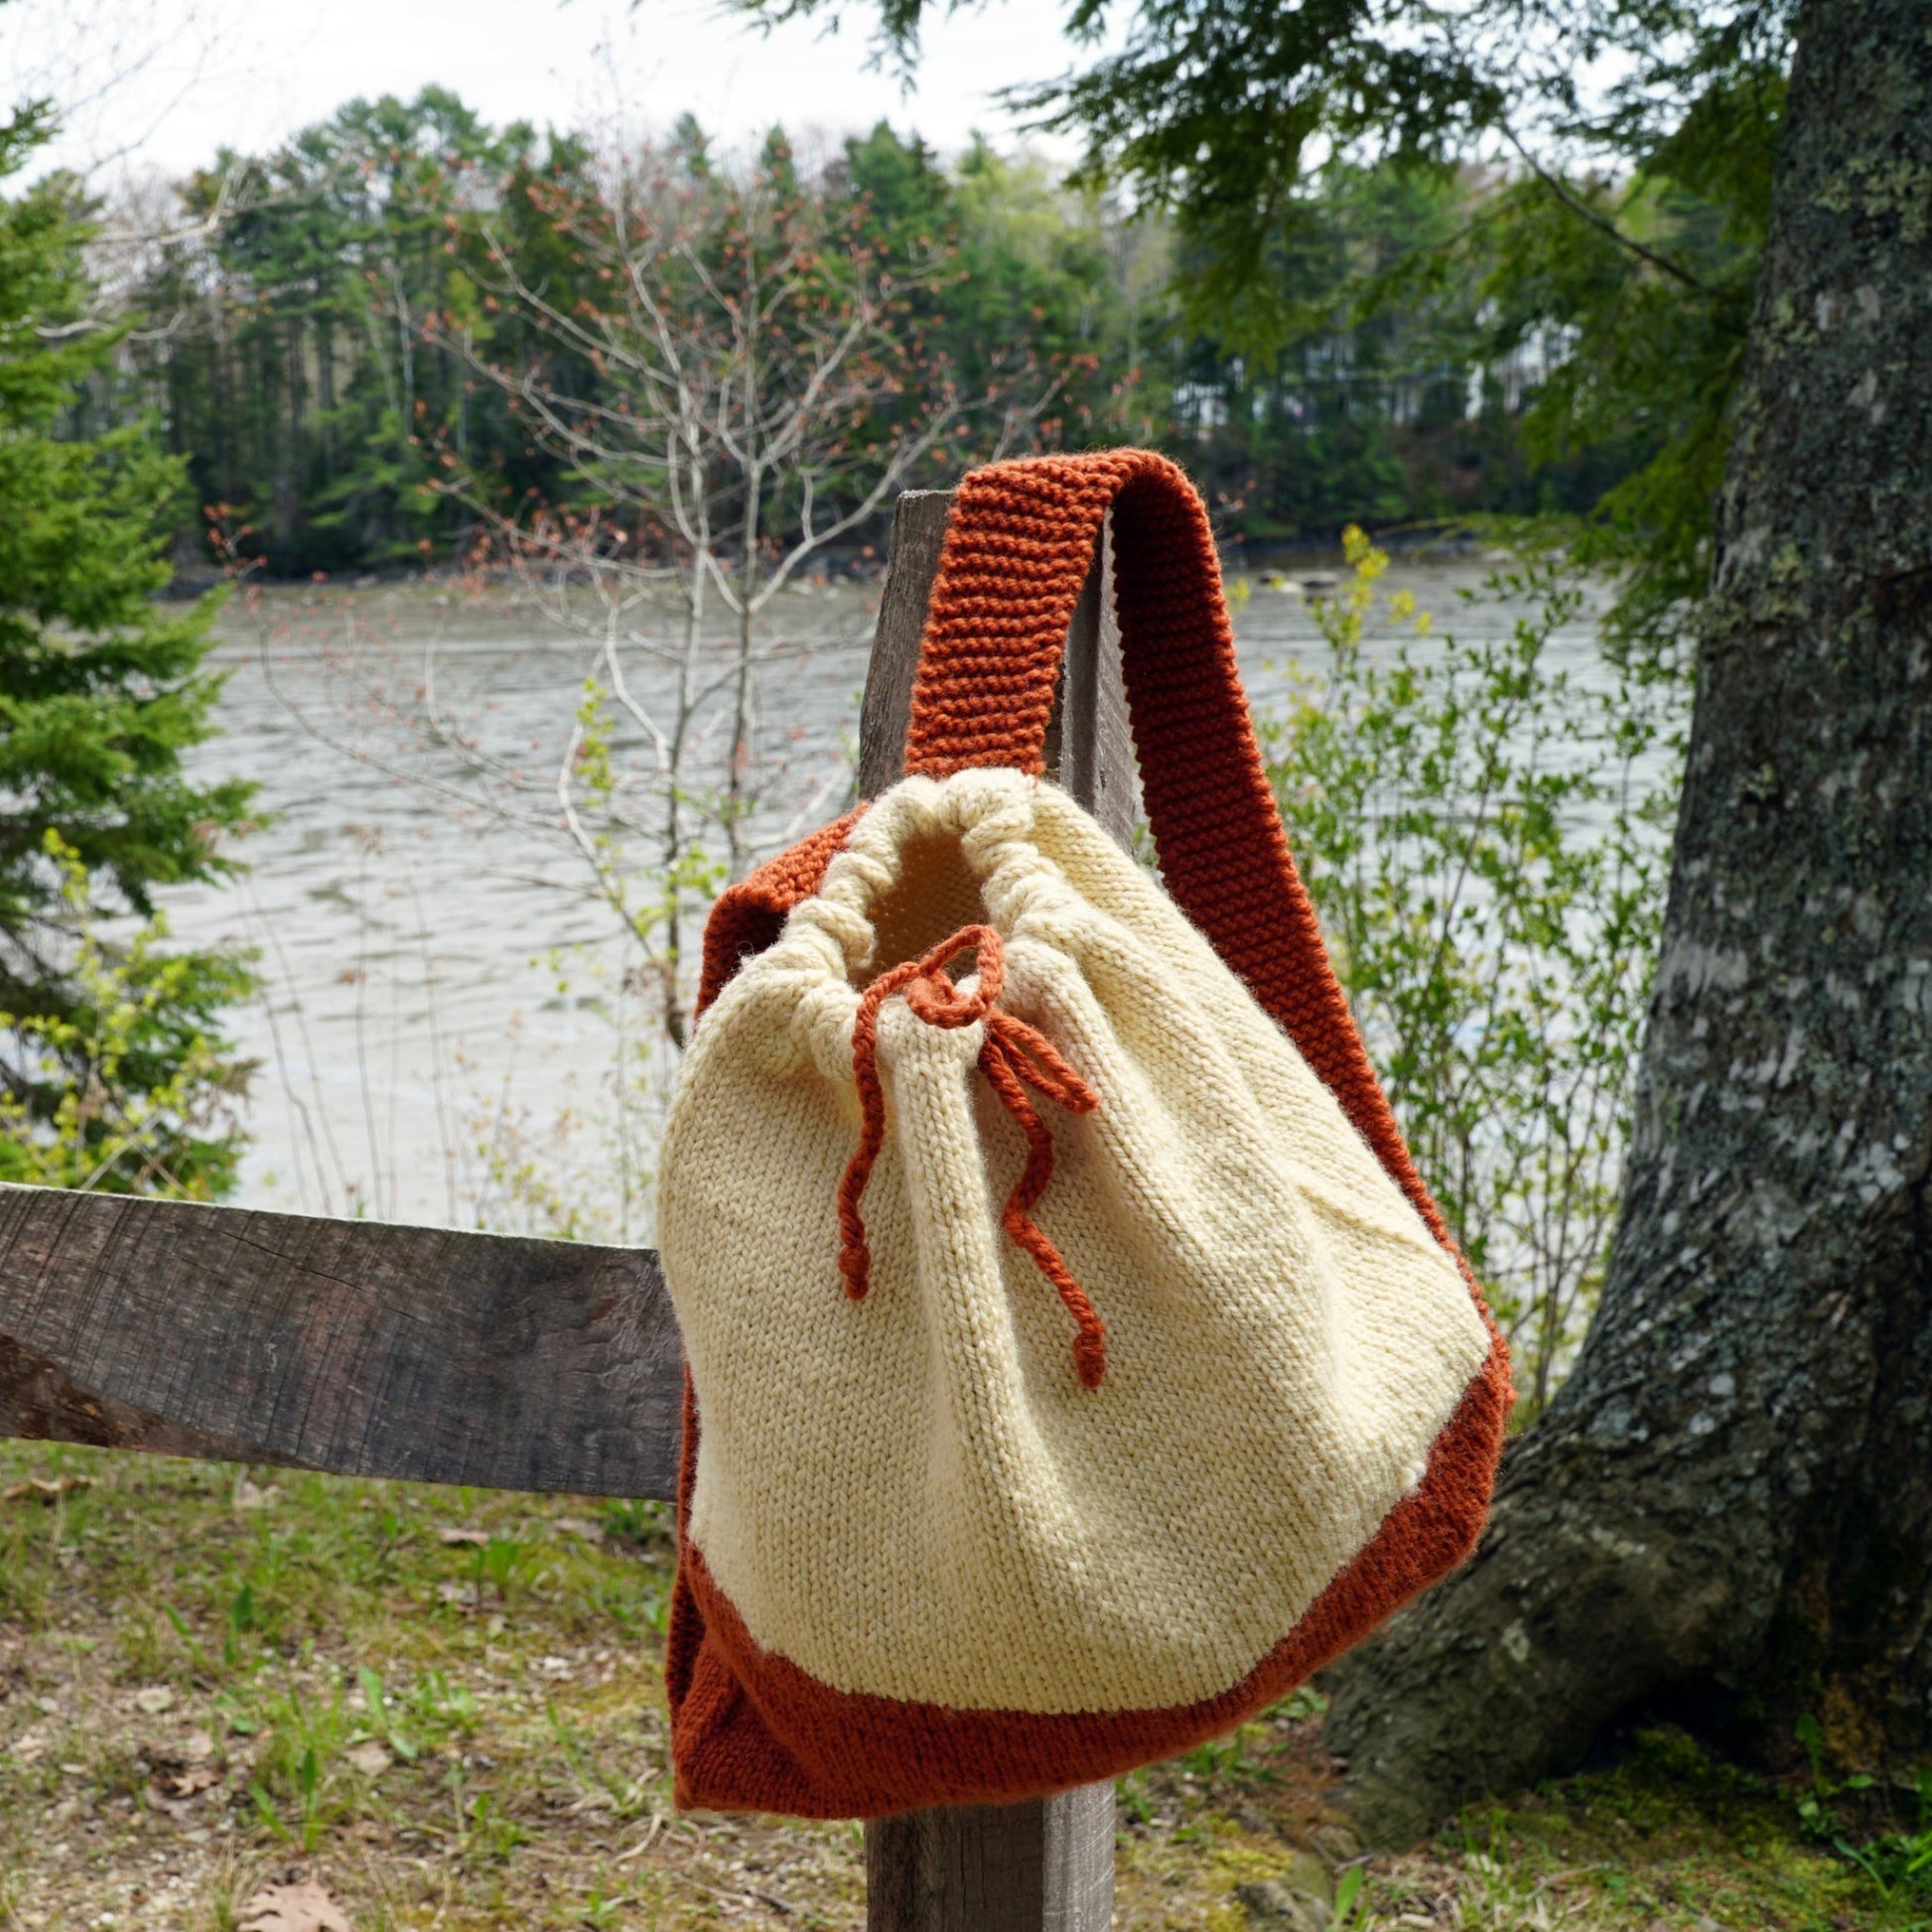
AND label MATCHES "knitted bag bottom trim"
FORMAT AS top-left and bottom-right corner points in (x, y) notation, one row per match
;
(668, 1330), (1510, 1819)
